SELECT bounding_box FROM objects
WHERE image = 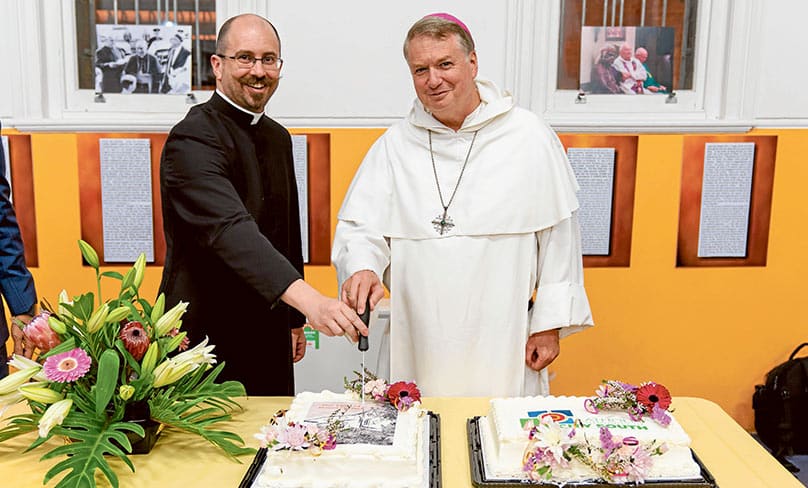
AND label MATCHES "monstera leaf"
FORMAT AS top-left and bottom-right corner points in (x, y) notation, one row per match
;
(40, 411), (144, 488)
